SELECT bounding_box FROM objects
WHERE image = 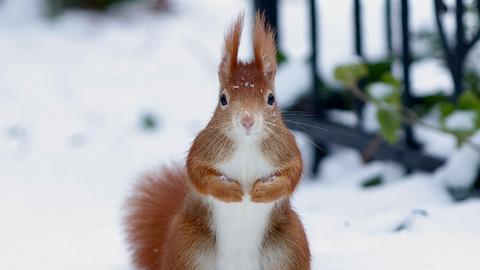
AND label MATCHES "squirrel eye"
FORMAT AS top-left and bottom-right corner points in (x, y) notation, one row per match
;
(267, 93), (275, 106)
(220, 93), (228, 106)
